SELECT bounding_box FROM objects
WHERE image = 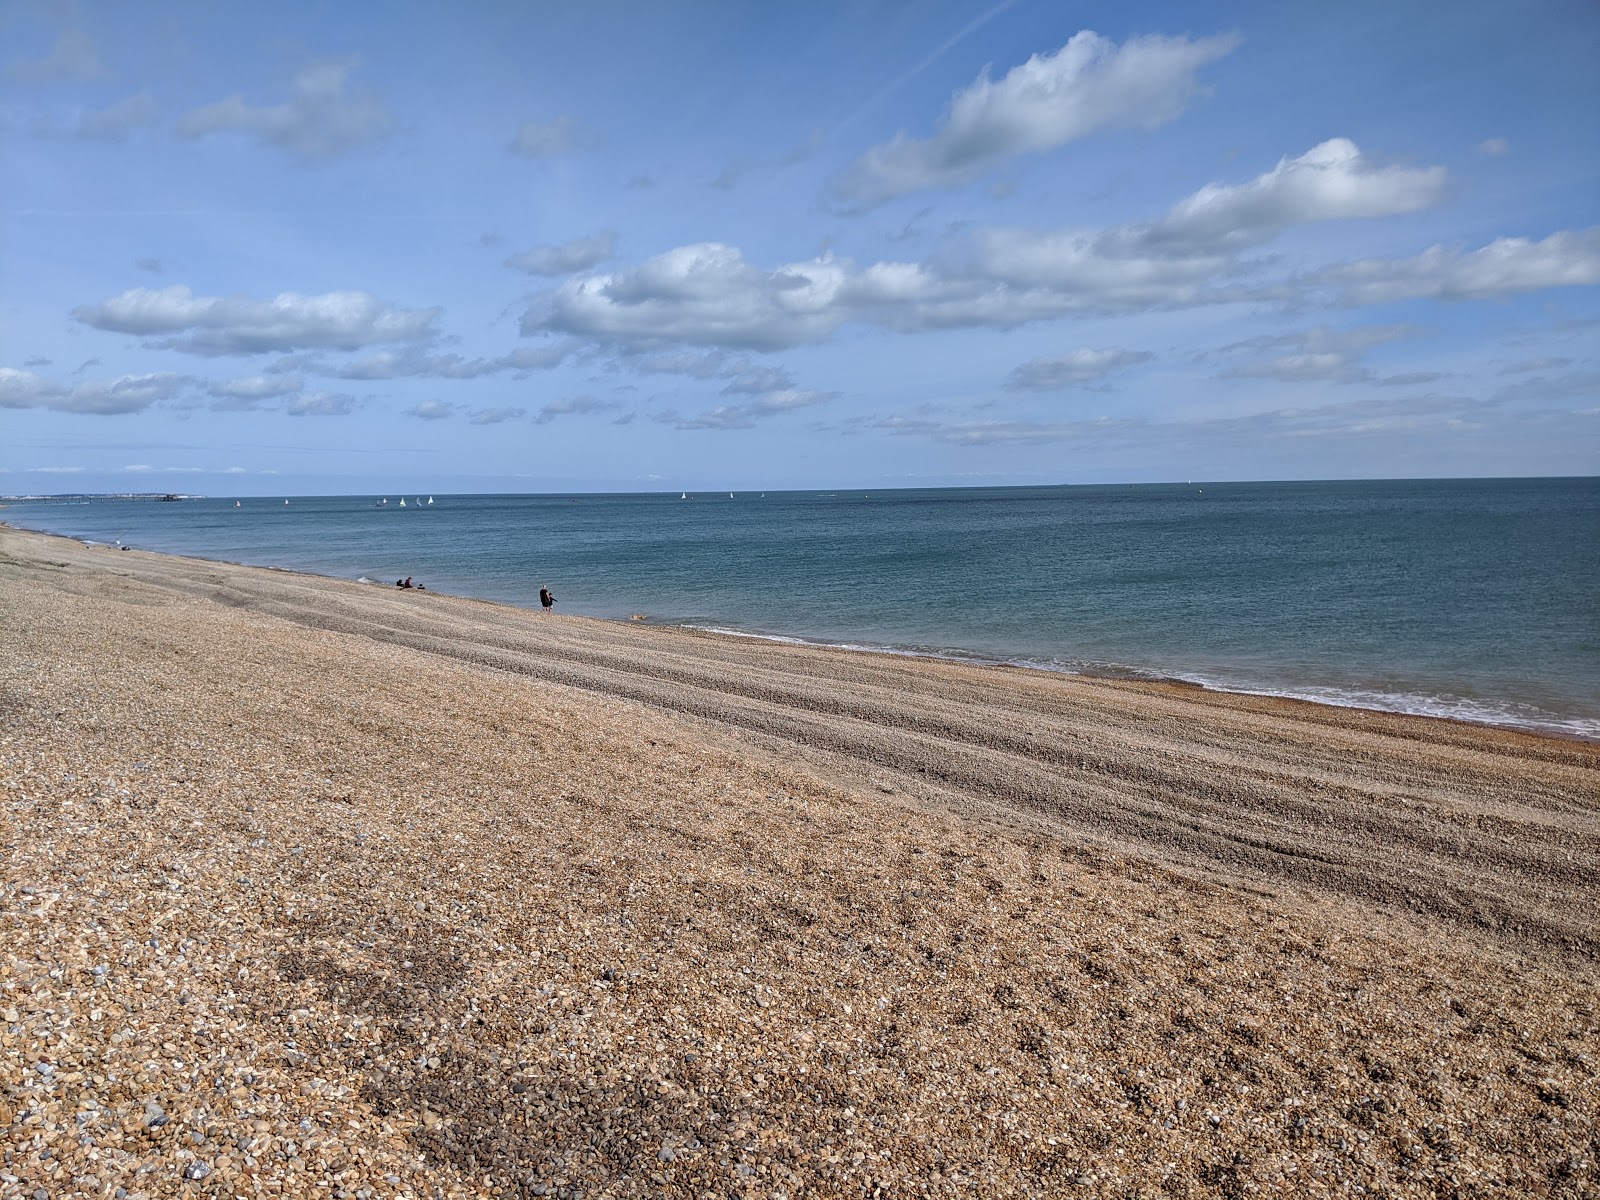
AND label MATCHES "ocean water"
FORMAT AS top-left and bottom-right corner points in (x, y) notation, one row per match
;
(5, 479), (1597, 740)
